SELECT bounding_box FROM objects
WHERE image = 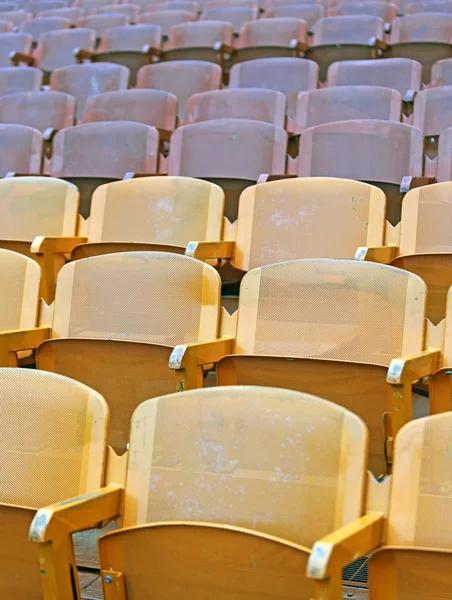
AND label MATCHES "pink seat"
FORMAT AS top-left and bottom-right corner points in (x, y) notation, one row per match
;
(235, 17), (307, 61)
(145, 1), (199, 17)
(186, 88), (286, 127)
(137, 59), (221, 121)
(80, 88), (177, 132)
(431, 57), (452, 85)
(91, 3), (140, 21)
(77, 13), (130, 39)
(265, 4), (324, 31)
(436, 125), (452, 180)
(0, 32), (32, 67)
(0, 123), (42, 175)
(98, 23), (161, 50)
(19, 16), (70, 43)
(27, 0), (67, 16)
(330, 1), (397, 21)
(0, 10), (31, 26)
(413, 85), (452, 162)
(165, 20), (233, 63)
(33, 28), (96, 72)
(405, 0), (452, 14)
(0, 65), (42, 96)
(50, 62), (129, 121)
(37, 7), (84, 25)
(0, 20), (13, 32)
(200, 6), (257, 34)
(0, 90), (74, 131)
(139, 9), (194, 36)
